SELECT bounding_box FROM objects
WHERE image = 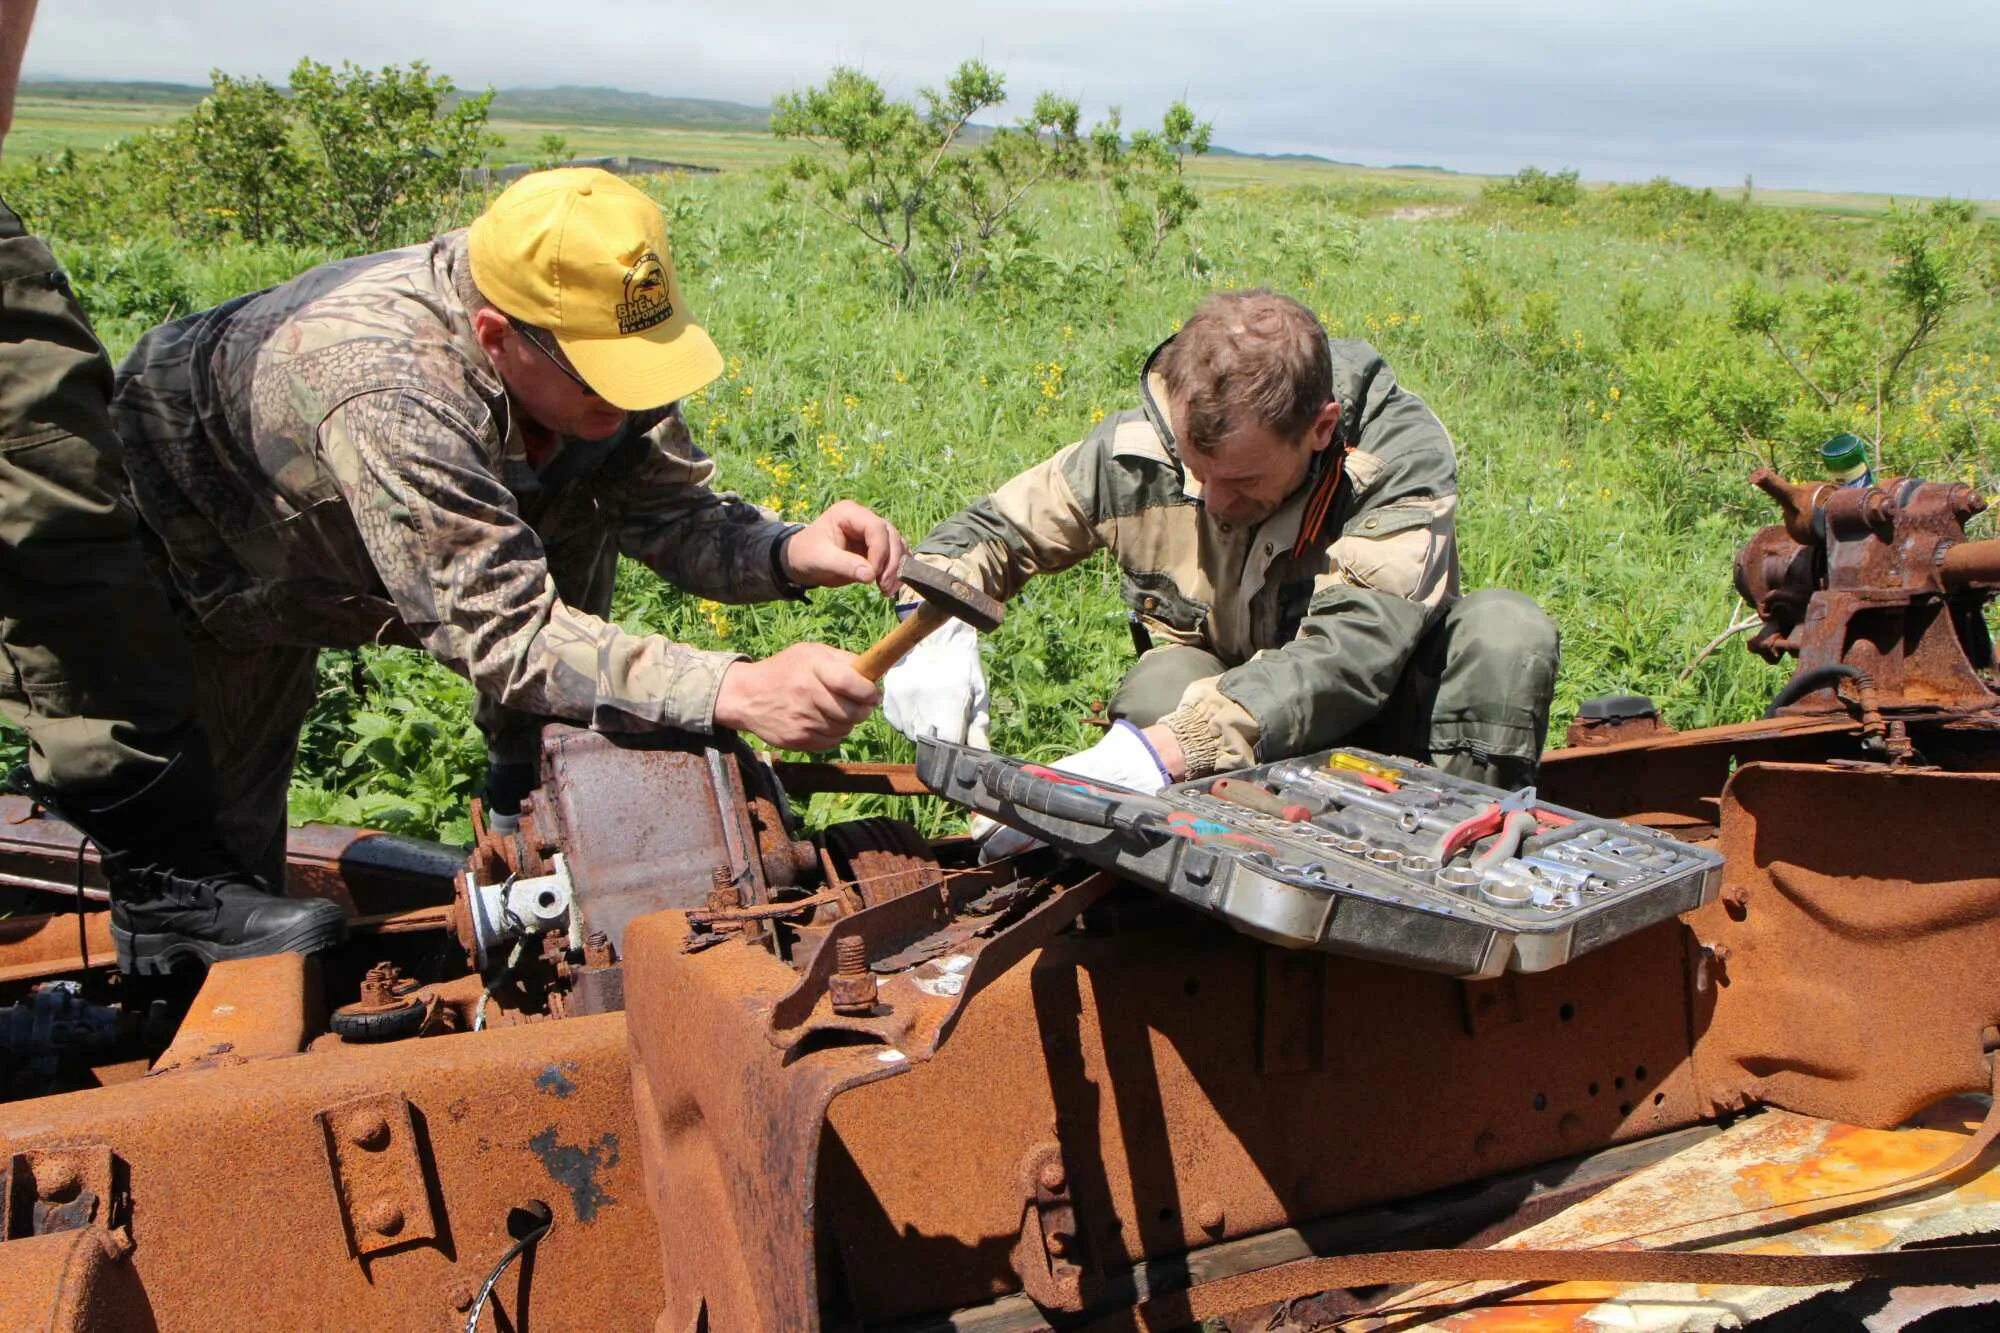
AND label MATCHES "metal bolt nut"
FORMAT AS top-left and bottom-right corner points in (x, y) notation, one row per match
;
(828, 936), (877, 1016)
(35, 1159), (81, 1201)
(361, 1200), (405, 1237)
